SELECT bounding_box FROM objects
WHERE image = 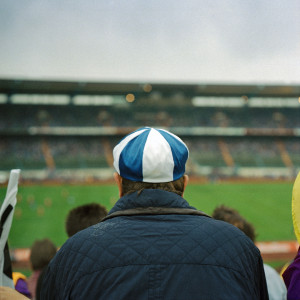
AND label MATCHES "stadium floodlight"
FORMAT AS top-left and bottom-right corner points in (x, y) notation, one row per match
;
(28, 126), (118, 135)
(171, 127), (246, 136)
(295, 129), (300, 136)
(72, 95), (125, 106)
(249, 97), (299, 108)
(0, 94), (7, 104)
(10, 94), (70, 105)
(191, 97), (244, 107)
